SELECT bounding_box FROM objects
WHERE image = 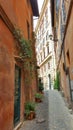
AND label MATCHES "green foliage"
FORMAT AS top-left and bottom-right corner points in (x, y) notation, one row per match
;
(25, 101), (35, 111)
(19, 38), (33, 58)
(24, 101), (35, 118)
(25, 109), (30, 117)
(35, 93), (43, 99)
(13, 27), (33, 58)
(54, 72), (60, 90)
